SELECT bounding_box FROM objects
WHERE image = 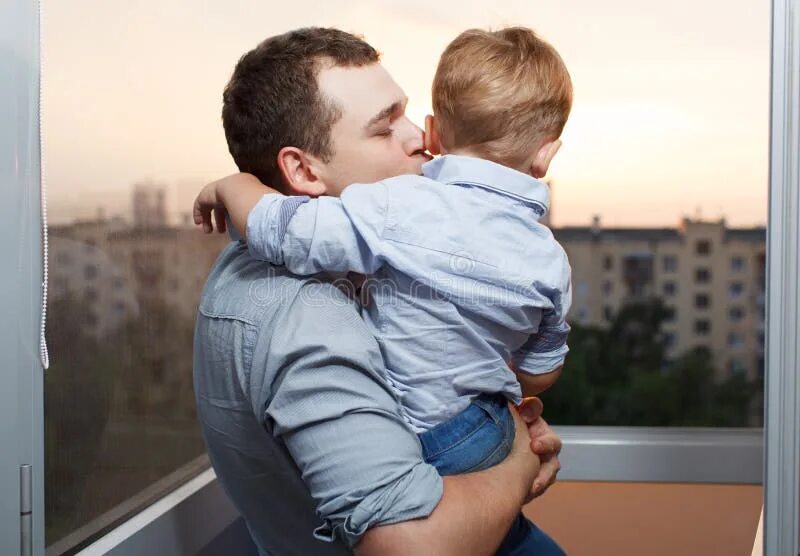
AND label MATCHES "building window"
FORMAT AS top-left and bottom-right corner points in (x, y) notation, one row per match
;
(55, 277), (69, 293)
(84, 264), (98, 281)
(728, 332), (744, 348)
(694, 293), (710, 309)
(696, 240), (711, 255)
(731, 256), (746, 272)
(662, 281), (677, 296)
(603, 305), (614, 322)
(85, 310), (98, 327)
(695, 268), (711, 284)
(663, 306), (677, 322)
(729, 307), (745, 322)
(662, 255), (678, 272)
(728, 358), (746, 375)
(694, 319), (711, 334)
(663, 333), (677, 349)
(603, 255), (614, 271)
(84, 287), (98, 302)
(602, 281), (613, 295)
(729, 282), (744, 298)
